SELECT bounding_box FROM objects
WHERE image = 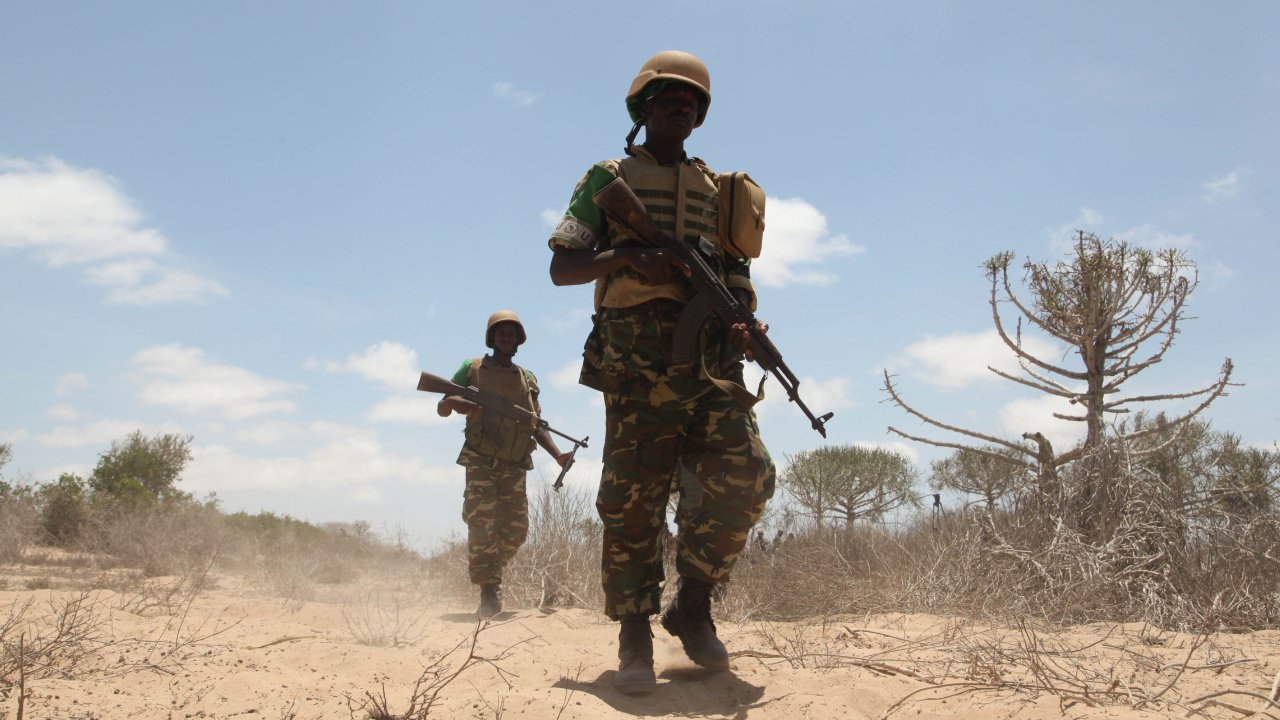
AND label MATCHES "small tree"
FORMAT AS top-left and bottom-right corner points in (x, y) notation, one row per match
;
(780, 445), (918, 528)
(1210, 436), (1280, 518)
(38, 473), (89, 545)
(1114, 412), (1278, 520)
(928, 445), (1030, 511)
(90, 431), (194, 501)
